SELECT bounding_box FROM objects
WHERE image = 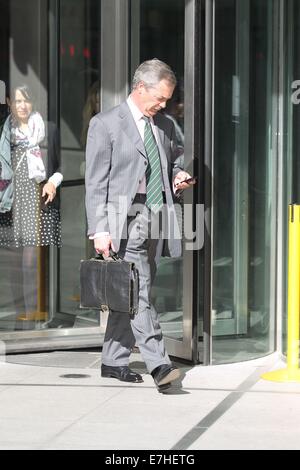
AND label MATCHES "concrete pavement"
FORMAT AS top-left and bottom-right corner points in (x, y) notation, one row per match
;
(0, 350), (299, 450)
